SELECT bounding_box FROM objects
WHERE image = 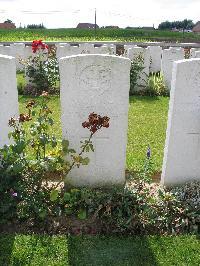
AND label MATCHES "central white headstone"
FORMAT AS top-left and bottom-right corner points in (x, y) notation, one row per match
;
(59, 54), (131, 187)
(0, 55), (18, 148)
(162, 58), (200, 186)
